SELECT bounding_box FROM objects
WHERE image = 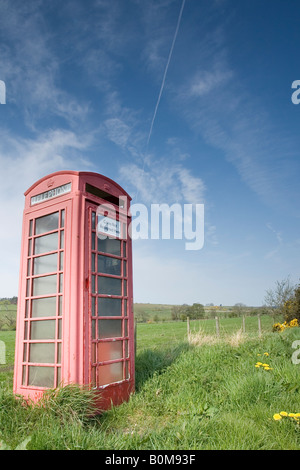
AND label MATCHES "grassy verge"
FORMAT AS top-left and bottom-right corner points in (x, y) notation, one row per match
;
(0, 322), (299, 449)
